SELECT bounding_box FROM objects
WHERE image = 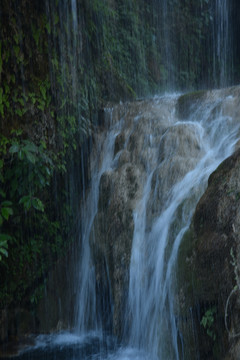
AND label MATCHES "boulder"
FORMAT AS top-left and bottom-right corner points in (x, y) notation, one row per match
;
(90, 162), (144, 337)
(178, 148), (240, 359)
